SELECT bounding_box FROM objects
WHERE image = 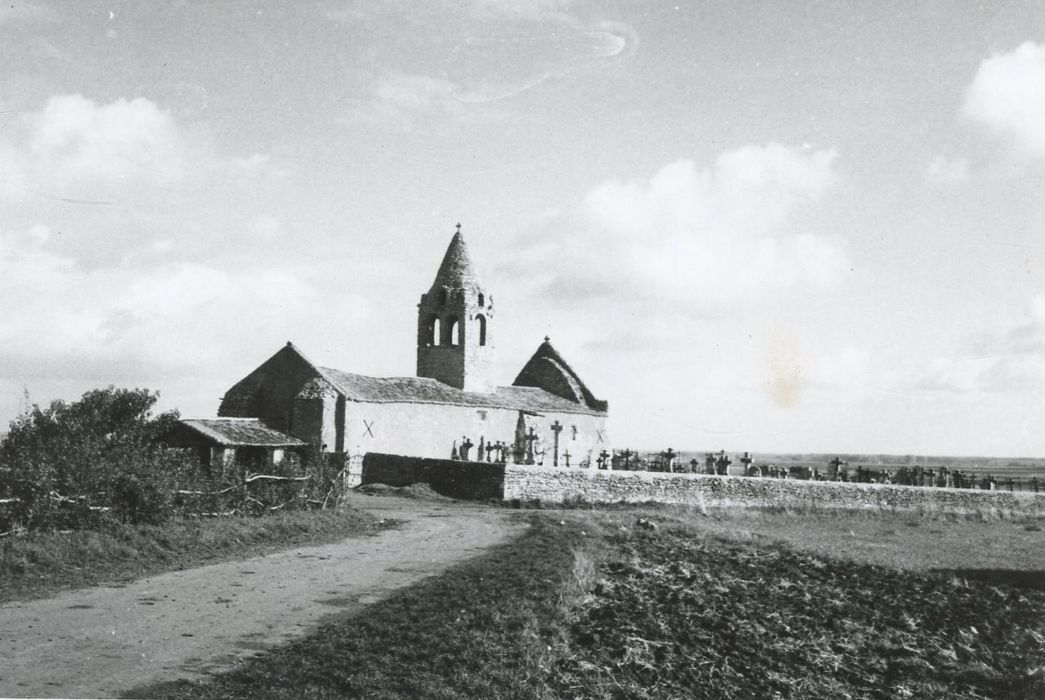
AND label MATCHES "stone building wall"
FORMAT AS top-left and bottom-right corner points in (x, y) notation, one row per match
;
(503, 466), (1045, 515)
